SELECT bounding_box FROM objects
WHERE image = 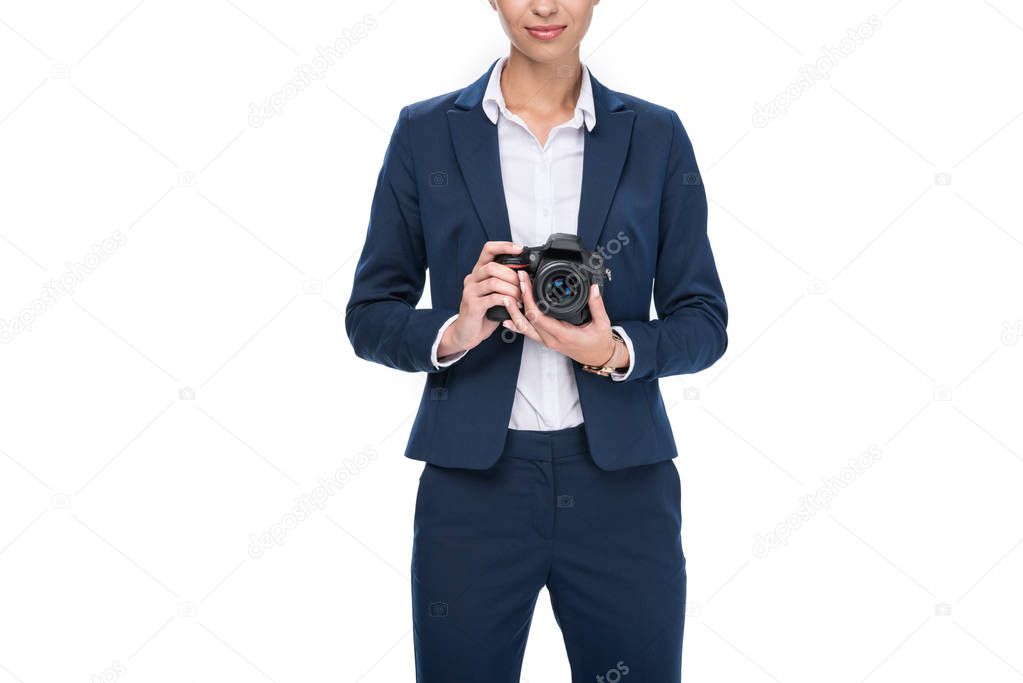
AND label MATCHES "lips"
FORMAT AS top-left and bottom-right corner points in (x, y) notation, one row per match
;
(526, 25), (566, 41)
